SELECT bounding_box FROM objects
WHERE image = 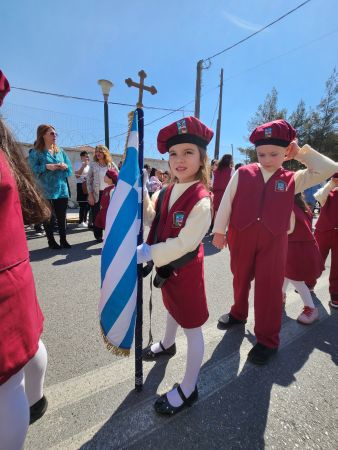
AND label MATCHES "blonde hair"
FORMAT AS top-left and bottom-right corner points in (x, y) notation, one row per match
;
(169, 146), (210, 188)
(93, 145), (112, 165)
(34, 124), (59, 152)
